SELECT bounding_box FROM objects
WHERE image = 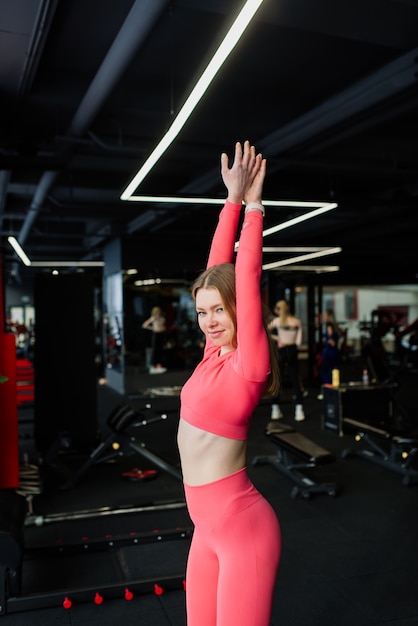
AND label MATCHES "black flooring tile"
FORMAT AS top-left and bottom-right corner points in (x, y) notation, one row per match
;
(5, 362), (418, 625)
(5, 592), (187, 626)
